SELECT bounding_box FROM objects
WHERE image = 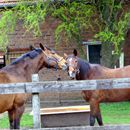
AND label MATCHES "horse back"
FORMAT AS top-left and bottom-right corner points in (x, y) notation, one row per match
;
(82, 65), (130, 103)
(82, 88), (130, 103)
(89, 65), (130, 79)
